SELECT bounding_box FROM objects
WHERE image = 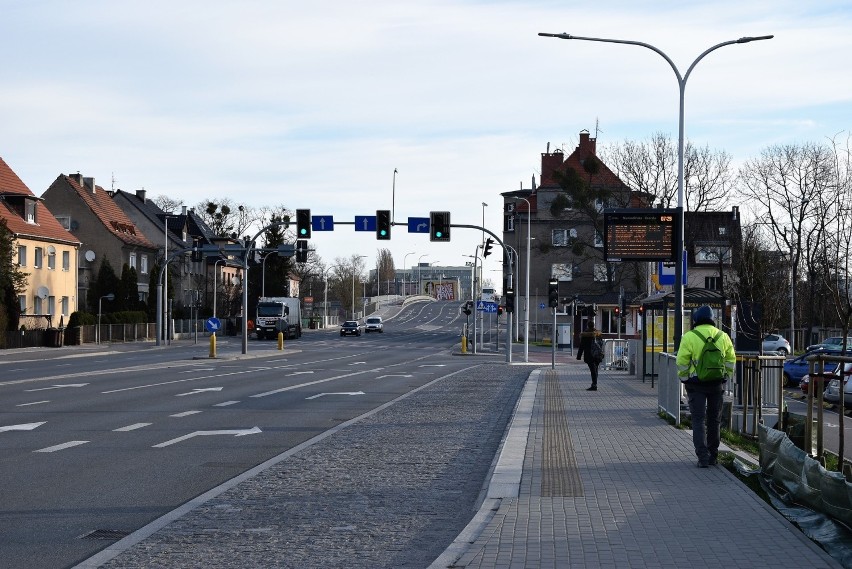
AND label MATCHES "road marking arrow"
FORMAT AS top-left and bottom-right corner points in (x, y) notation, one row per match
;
(153, 426), (262, 448)
(0, 422), (46, 433)
(25, 383), (89, 392)
(176, 387), (224, 397)
(305, 391), (365, 400)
